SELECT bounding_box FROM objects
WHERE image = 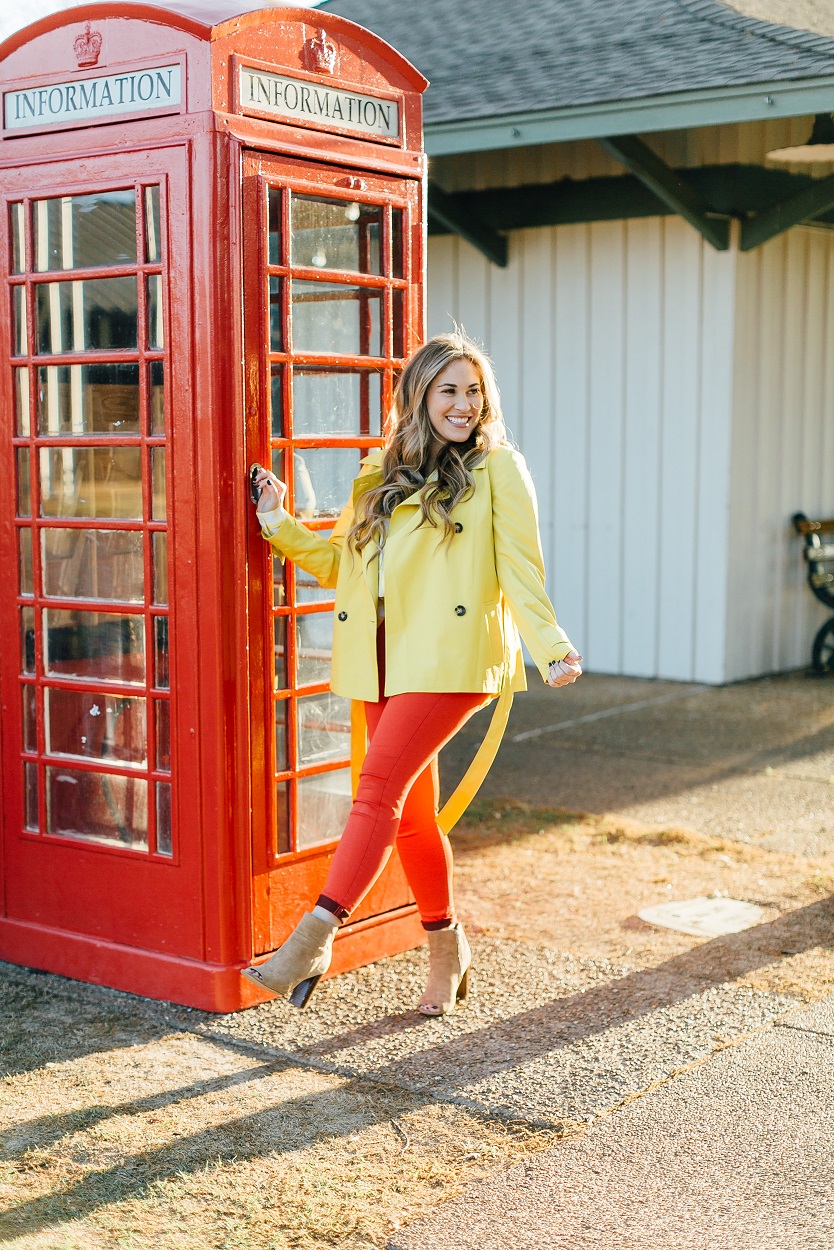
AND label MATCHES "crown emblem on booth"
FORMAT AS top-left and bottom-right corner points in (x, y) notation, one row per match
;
(306, 29), (338, 75)
(73, 22), (103, 68)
